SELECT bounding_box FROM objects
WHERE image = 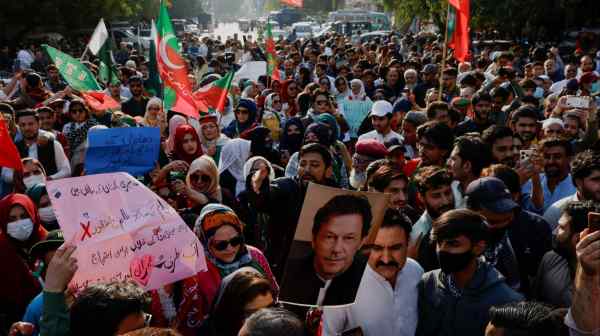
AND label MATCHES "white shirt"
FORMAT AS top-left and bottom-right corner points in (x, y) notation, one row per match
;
(25, 135), (71, 180)
(322, 259), (423, 336)
(17, 49), (34, 69)
(358, 129), (403, 145)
